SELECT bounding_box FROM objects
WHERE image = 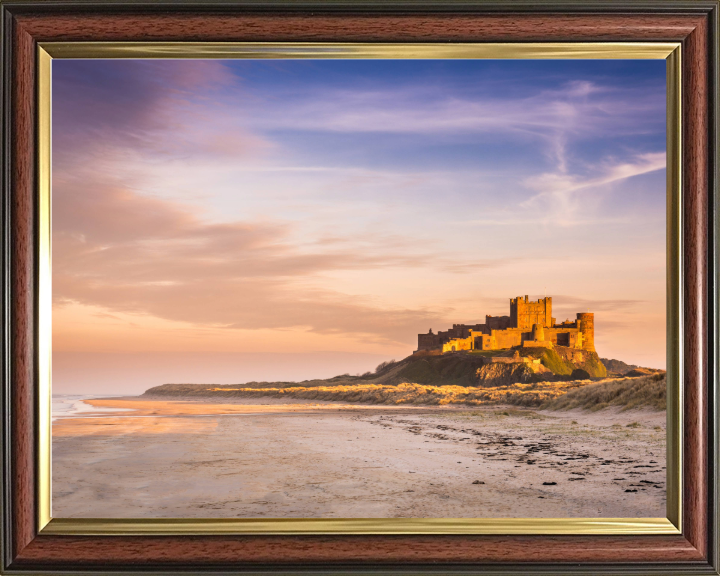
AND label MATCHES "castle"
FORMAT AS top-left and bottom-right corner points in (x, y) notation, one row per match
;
(417, 296), (596, 354)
